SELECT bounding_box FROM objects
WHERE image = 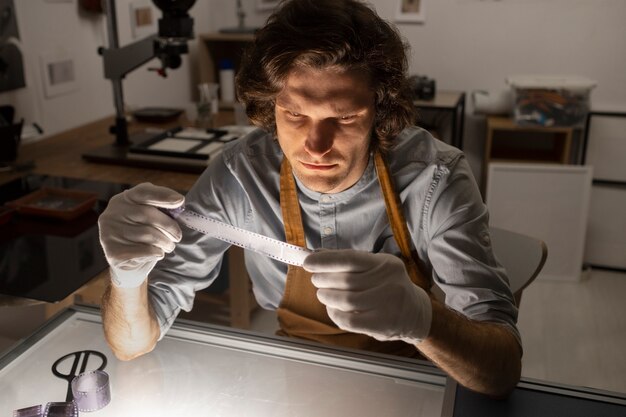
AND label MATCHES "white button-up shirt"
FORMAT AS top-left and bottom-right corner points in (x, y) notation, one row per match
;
(149, 127), (520, 344)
